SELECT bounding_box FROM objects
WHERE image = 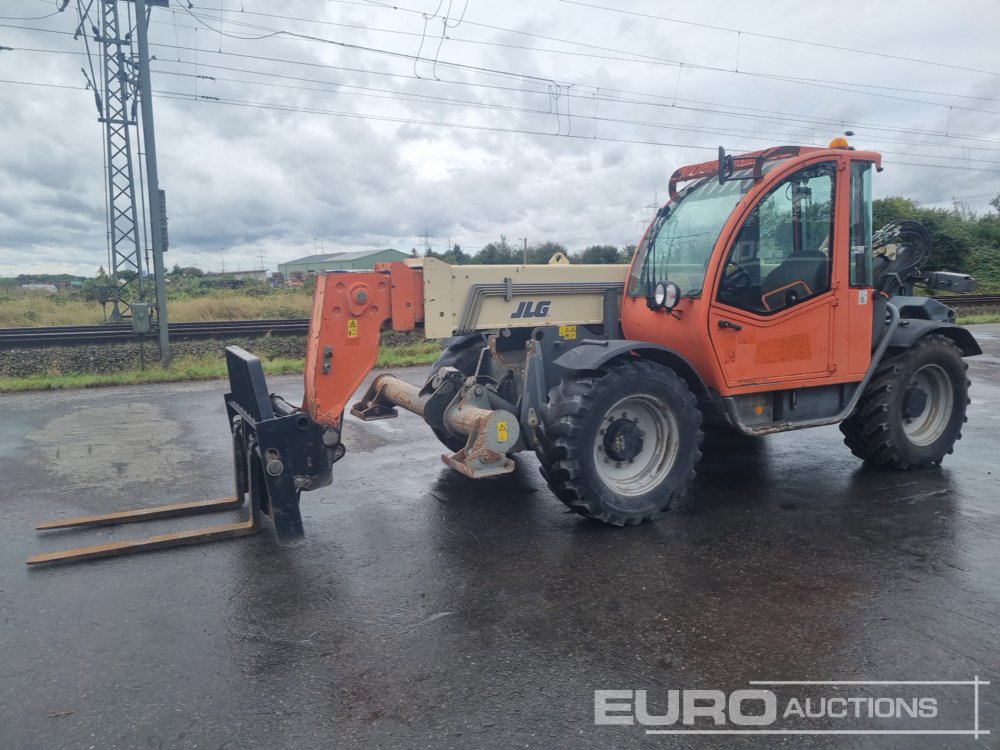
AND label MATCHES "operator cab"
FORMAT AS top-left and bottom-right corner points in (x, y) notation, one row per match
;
(625, 143), (882, 396)
(628, 145), (871, 317)
(716, 161), (835, 314)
